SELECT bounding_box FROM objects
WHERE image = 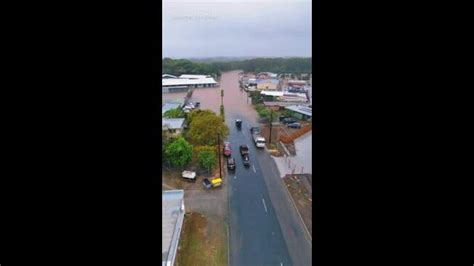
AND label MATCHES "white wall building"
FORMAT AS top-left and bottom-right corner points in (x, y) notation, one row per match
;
(162, 190), (185, 266)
